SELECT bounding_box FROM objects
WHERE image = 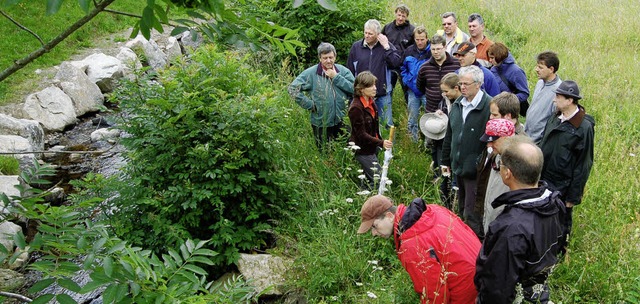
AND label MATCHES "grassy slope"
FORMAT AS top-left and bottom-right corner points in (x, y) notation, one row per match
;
(0, 1), (146, 104)
(279, 0), (640, 303)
